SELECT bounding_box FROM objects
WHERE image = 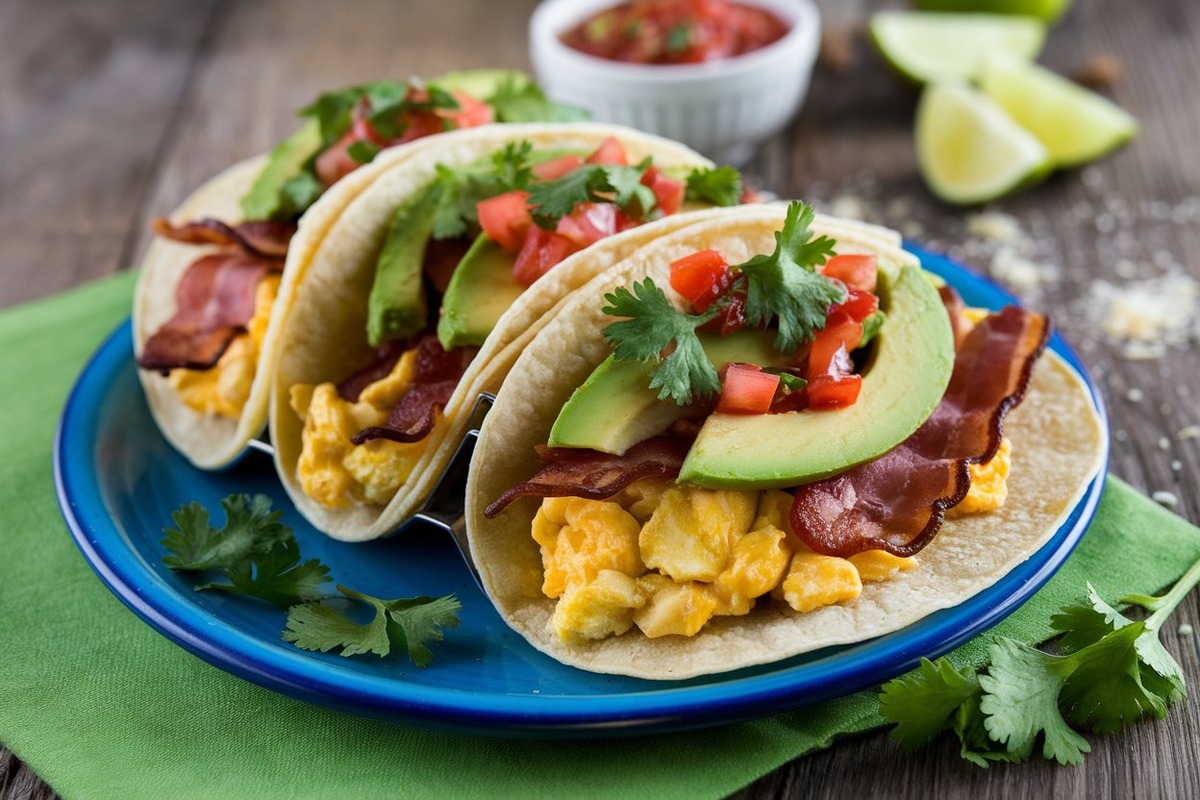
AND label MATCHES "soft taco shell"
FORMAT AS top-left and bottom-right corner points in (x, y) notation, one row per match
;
(464, 206), (1107, 680)
(269, 122), (726, 541)
(132, 145), (417, 470)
